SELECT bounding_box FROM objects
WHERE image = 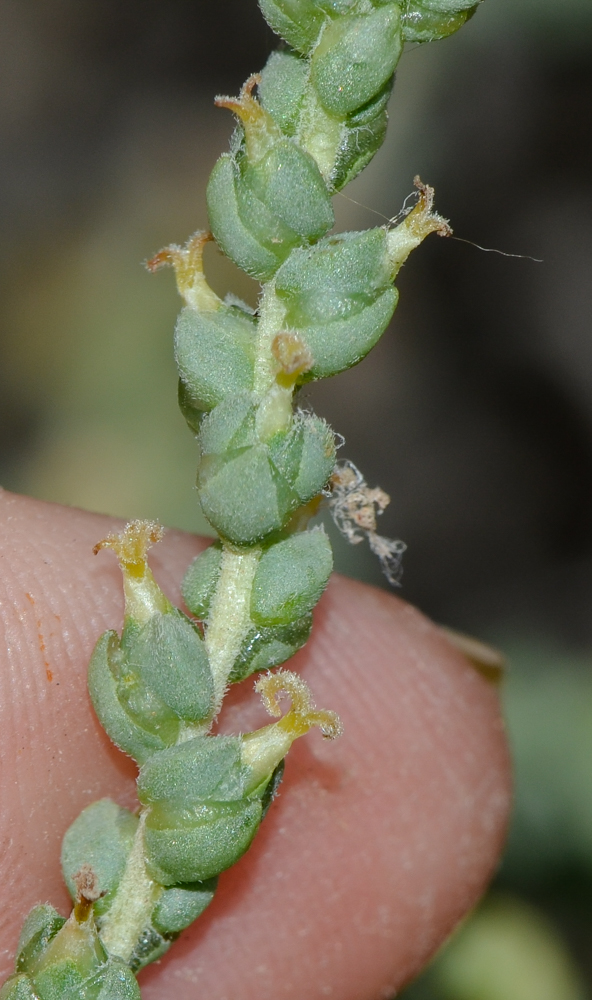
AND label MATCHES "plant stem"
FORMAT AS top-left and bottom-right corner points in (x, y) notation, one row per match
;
(98, 813), (160, 964)
(205, 547), (261, 709)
